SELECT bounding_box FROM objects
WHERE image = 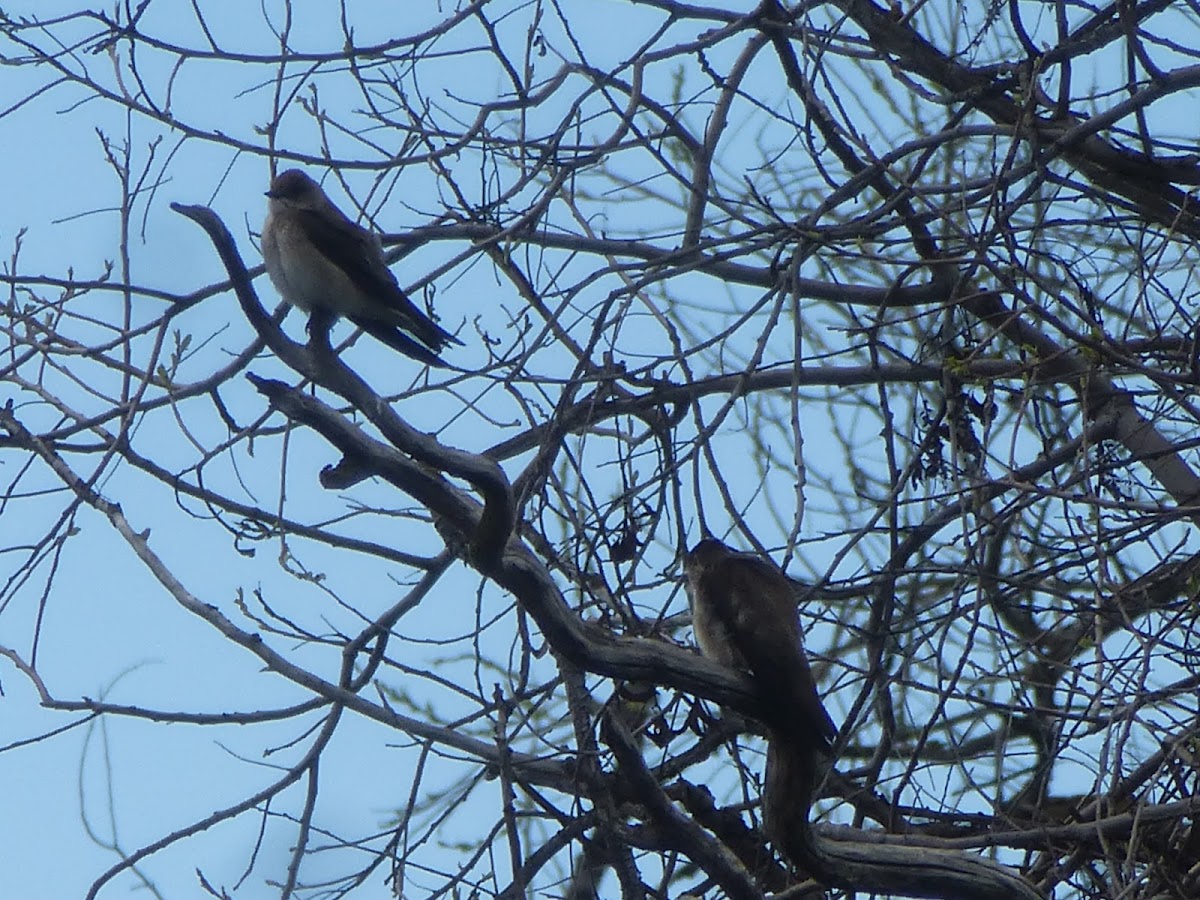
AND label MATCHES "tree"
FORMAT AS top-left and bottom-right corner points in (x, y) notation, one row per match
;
(3, 2), (1199, 898)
